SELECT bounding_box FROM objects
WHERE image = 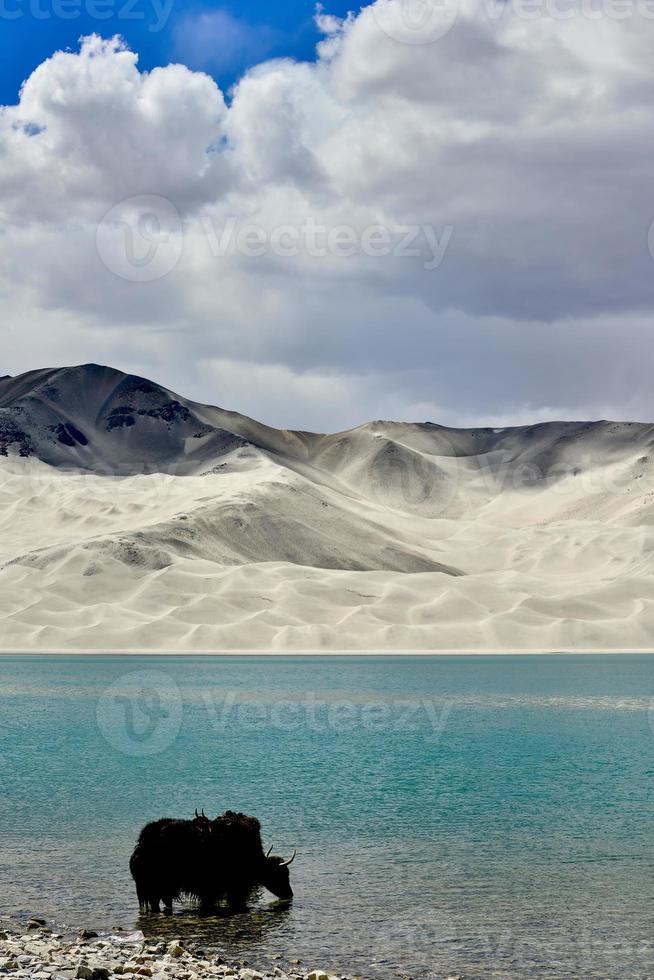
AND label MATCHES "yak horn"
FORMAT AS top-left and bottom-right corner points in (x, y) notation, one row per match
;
(202, 809), (206, 818)
(195, 809), (199, 818)
(280, 850), (296, 867)
(266, 845), (274, 858)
